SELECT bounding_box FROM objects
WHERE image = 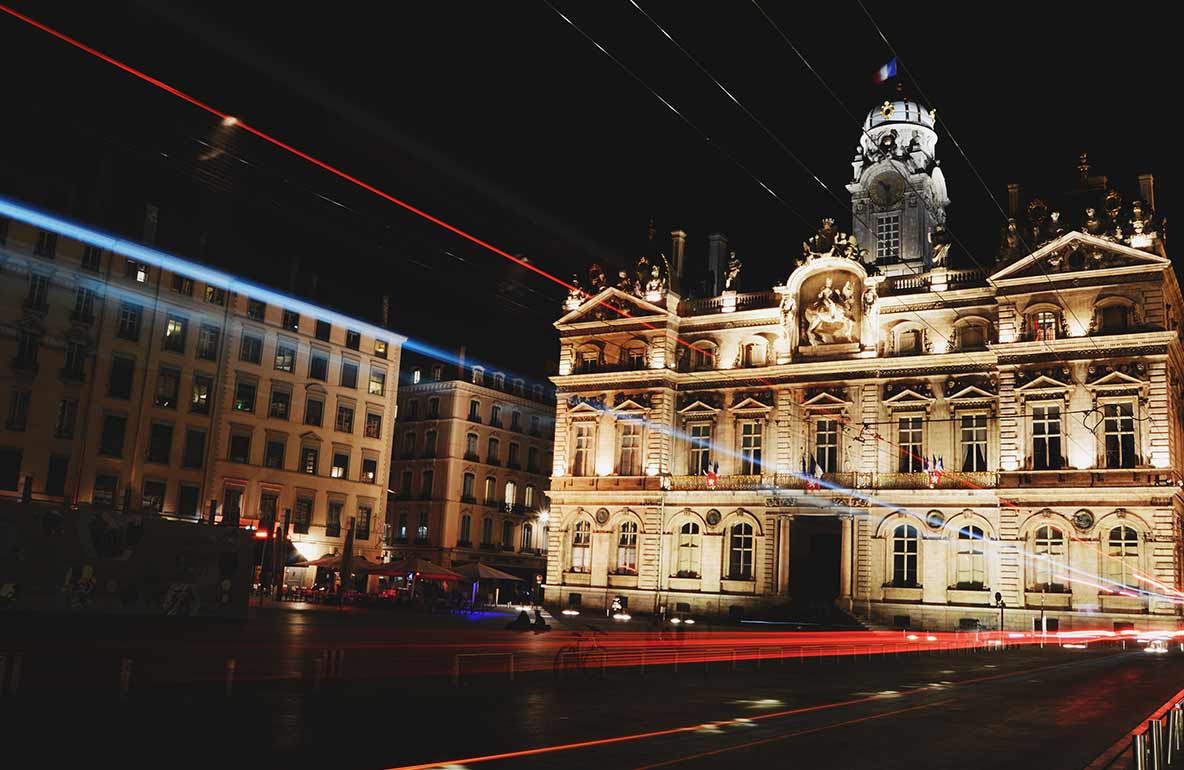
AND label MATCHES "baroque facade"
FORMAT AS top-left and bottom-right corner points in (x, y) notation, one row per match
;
(387, 355), (554, 586)
(0, 198), (402, 573)
(543, 97), (1184, 631)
